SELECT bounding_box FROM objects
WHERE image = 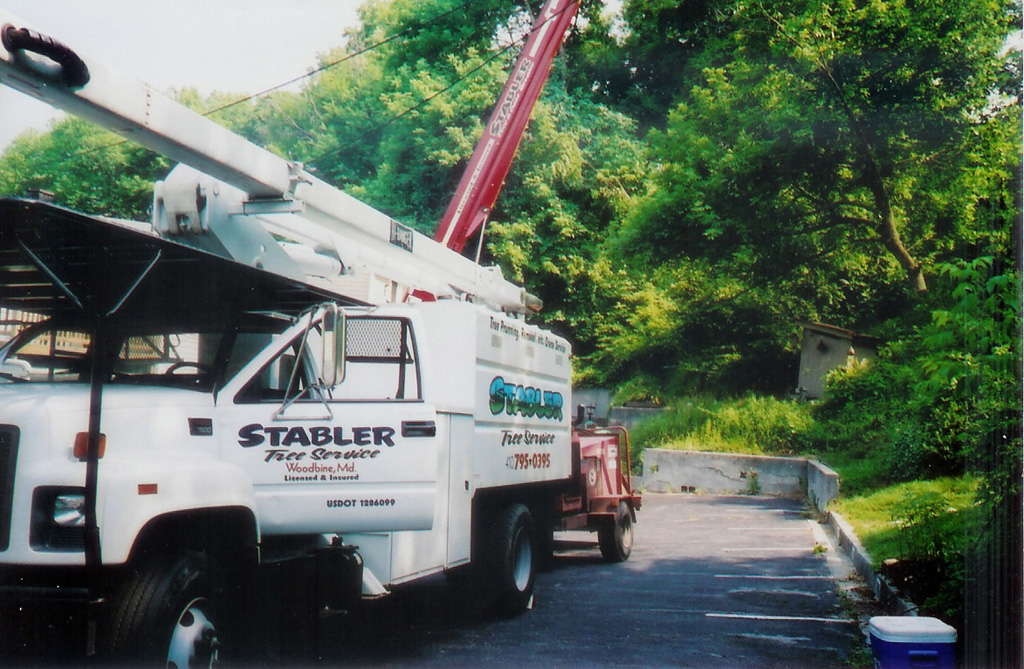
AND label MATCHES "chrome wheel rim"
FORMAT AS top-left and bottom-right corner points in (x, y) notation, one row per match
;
(511, 528), (533, 592)
(166, 597), (218, 669)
